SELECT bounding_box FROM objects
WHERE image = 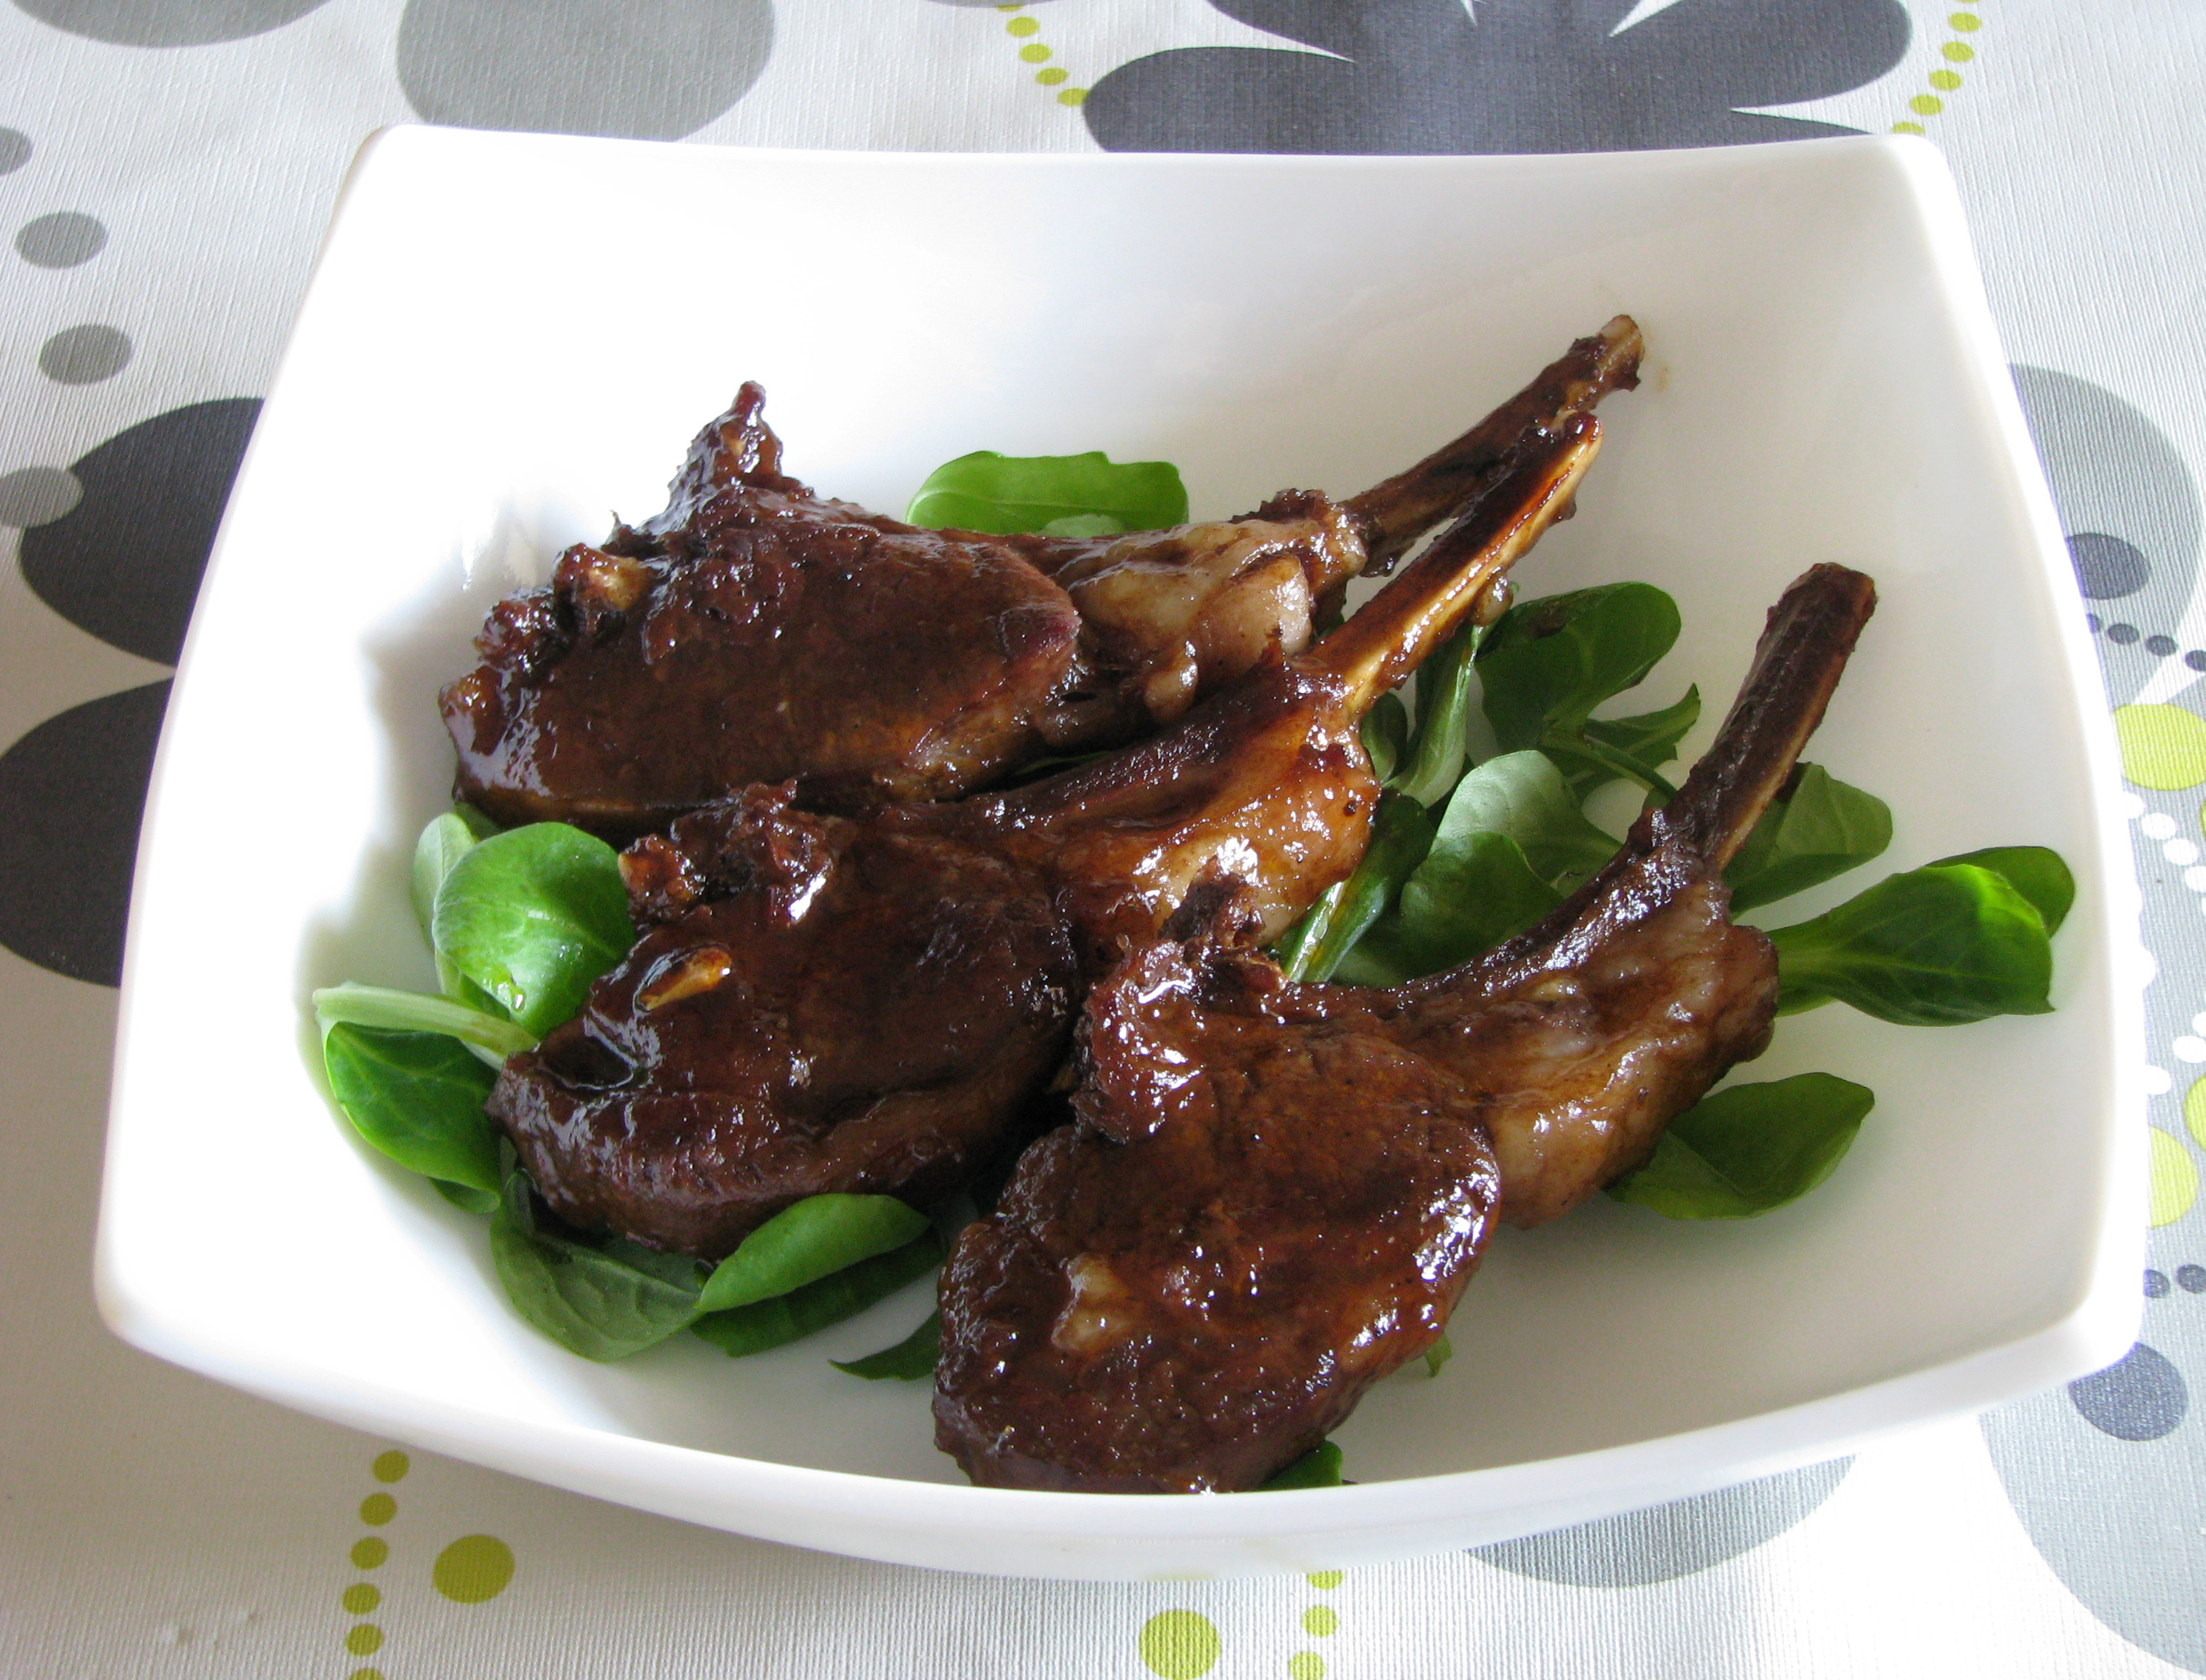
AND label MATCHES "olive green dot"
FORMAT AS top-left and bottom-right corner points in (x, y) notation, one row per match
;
(1910, 94), (1944, 114)
(1302, 1606), (1339, 1637)
(1006, 15), (1039, 34)
(1950, 11), (1980, 29)
(1019, 42), (1050, 61)
(1288, 1656), (1325, 1680)
(1942, 39), (1973, 59)
(1929, 69), (1962, 89)
(1035, 66), (1067, 84)
(344, 1625), (384, 1656)
(1307, 1570), (1343, 1589)
(2117, 704), (2206, 789)
(1139, 1610), (1221, 1679)
(370, 1451), (410, 1484)
(2150, 1127), (2198, 1226)
(1892, 121), (1926, 134)
(432, 1535), (516, 1604)
(2185, 1075), (2206, 1151)
(347, 1670), (385, 1680)
(350, 1538), (389, 1569)
(1058, 86), (1088, 106)
(359, 1494), (396, 1526)
(341, 1583), (381, 1615)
